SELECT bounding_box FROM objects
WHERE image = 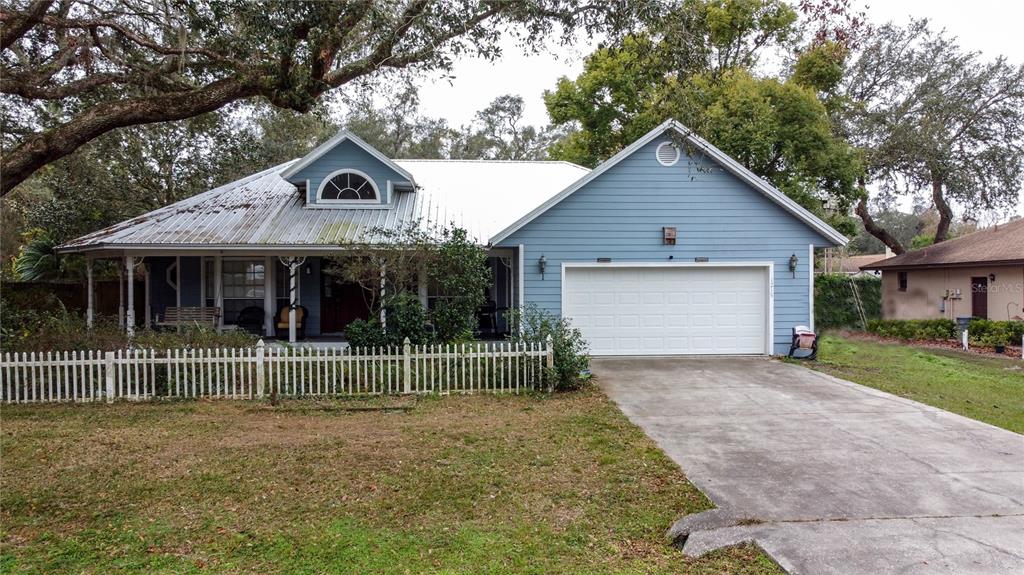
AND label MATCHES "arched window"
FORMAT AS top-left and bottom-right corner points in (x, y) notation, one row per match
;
(317, 169), (378, 201)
